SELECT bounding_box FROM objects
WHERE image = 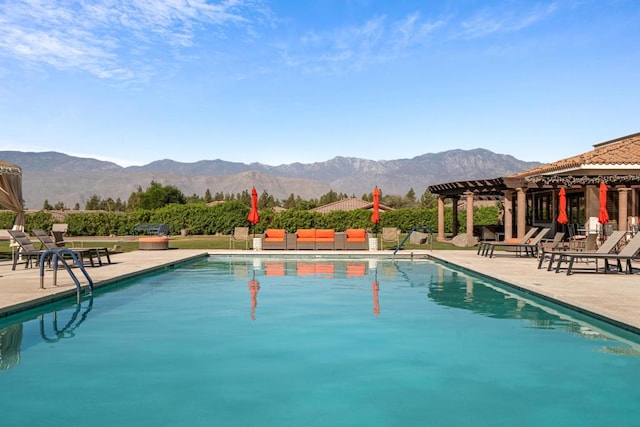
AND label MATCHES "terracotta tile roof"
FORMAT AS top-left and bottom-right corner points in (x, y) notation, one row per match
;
(311, 198), (393, 213)
(0, 160), (21, 175)
(512, 131), (640, 177)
